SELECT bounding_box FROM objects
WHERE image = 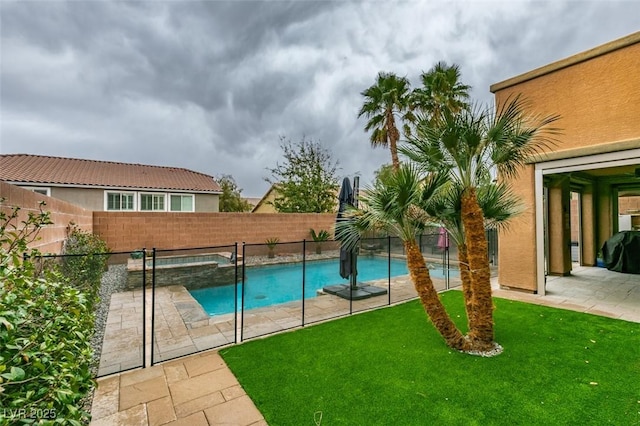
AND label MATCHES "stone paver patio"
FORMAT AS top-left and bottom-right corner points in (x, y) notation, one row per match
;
(92, 265), (454, 425)
(98, 270), (454, 376)
(91, 351), (265, 425)
(492, 264), (640, 323)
